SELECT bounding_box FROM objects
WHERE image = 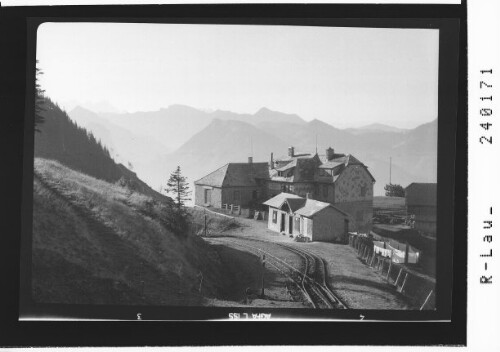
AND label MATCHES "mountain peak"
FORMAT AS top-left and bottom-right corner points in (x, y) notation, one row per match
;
(255, 107), (272, 115)
(70, 105), (96, 114)
(162, 104), (203, 114)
